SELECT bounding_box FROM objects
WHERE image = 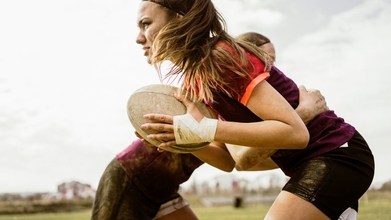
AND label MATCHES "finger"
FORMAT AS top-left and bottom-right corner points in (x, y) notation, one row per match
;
(135, 131), (143, 139)
(174, 92), (194, 110)
(141, 123), (174, 132)
(160, 133), (176, 142)
(134, 132), (154, 147)
(174, 92), (205, 122)
(299, 85), (308, 92)
(158, 140), (177, 148)
(307, 89), (319, 93)
(146, 132), (175, 142)
(157, 147), (165, 152)
(143, 114), (173, 124)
